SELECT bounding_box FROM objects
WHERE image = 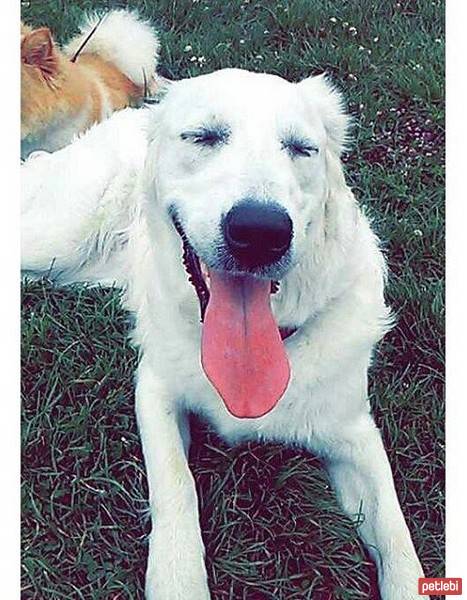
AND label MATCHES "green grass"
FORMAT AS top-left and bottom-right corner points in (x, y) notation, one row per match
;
(21, 0), (444, 598)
